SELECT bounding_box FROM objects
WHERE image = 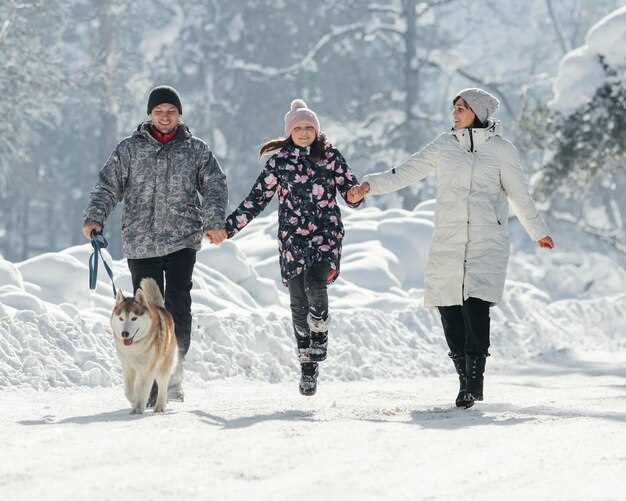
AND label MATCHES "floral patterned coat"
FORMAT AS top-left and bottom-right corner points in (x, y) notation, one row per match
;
(224, 144), (362, 286)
